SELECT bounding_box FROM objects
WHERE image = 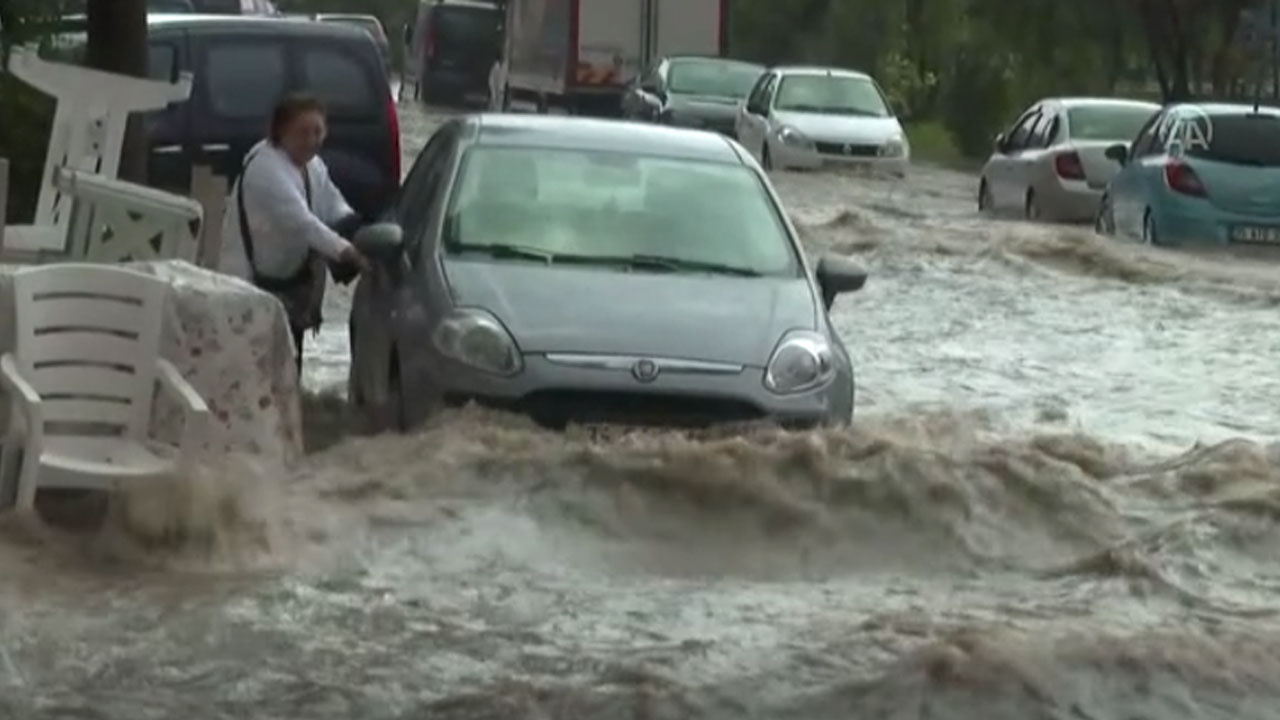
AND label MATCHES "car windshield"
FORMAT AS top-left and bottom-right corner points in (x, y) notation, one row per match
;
(1067, 105), (1156, 141)
(774, 74), (890, 116)
(442, 145), (799, 277)
(667, 59), (762, 98)
(1184, 112), (1280, 166)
